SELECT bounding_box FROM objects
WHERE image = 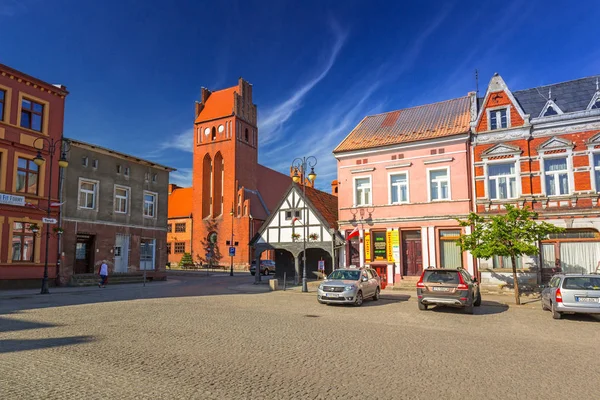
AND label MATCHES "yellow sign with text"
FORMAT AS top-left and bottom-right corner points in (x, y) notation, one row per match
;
(364, 232), (371, 261)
